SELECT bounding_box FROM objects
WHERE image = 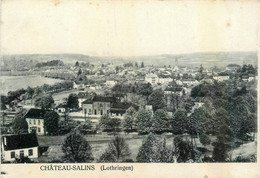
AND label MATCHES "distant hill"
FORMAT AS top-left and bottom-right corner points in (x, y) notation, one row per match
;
(0, 51), (257, 68)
